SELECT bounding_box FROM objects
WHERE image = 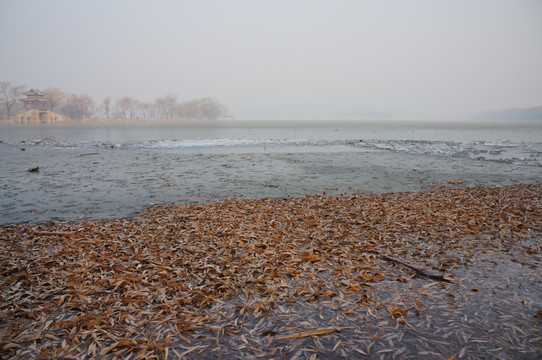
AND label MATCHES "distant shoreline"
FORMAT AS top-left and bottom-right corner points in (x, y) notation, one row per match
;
(0, 116), (235, 126)
(1, 117), (541, 130)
